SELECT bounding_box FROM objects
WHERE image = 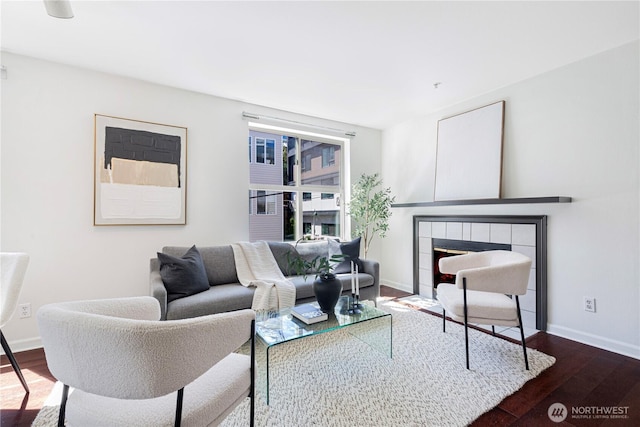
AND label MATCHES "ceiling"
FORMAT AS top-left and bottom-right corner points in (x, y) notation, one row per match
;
(1, 1), (638, 130)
